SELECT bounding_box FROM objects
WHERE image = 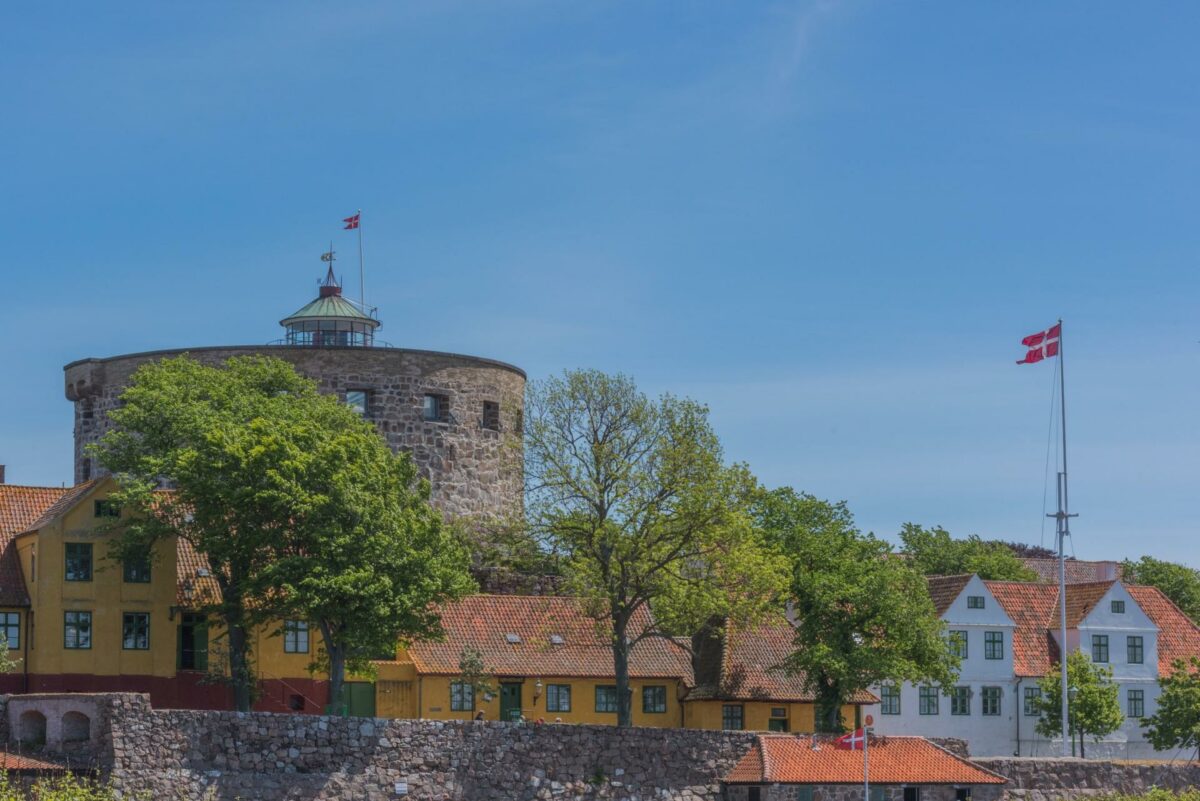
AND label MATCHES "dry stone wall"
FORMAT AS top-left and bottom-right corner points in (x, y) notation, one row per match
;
(65, 345), (525, 519)
(5, 694), (1200, 801)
